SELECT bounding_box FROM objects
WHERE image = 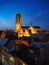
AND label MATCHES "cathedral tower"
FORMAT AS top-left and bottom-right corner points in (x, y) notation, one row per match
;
(15, 13), (22, 32)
